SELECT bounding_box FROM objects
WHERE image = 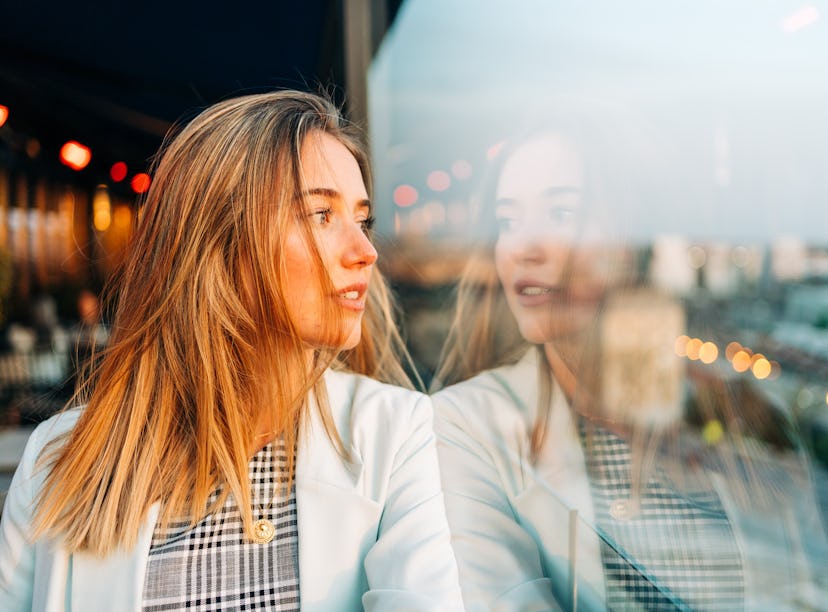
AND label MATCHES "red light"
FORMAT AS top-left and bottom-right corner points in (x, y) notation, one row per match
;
(110, 162), (128, 182)
(131, 173), (151, 194)
(0, 105), (8, 129)
(60, 140), (92, 171)
(393, 184), (418, 207)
